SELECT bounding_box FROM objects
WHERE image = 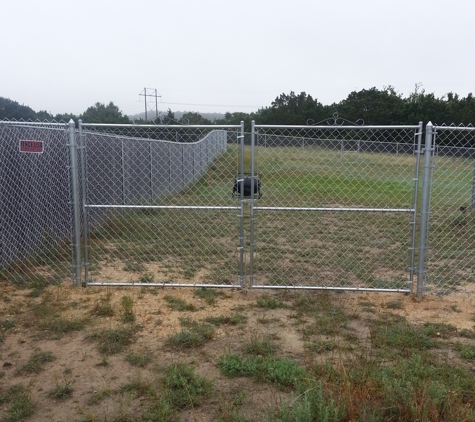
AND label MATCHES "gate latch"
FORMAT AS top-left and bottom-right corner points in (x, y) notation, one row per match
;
(232, 176), (262, 199)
